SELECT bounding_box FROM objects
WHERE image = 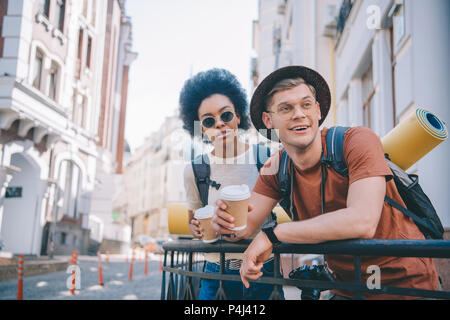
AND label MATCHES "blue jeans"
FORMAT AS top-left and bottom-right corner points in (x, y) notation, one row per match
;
(198, 260), (285, 300)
